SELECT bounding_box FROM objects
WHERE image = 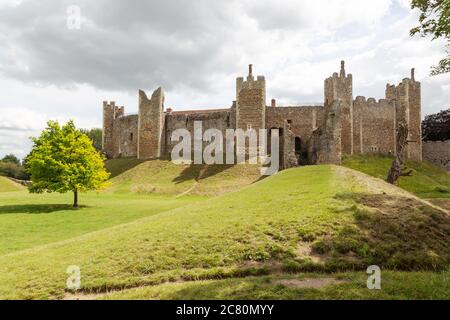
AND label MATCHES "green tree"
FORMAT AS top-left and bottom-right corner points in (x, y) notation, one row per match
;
(1, 154), (21, 165)
(26, 120), (110, 207)
(410, 0), (450, 75)
(80, 128), (103, 152)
